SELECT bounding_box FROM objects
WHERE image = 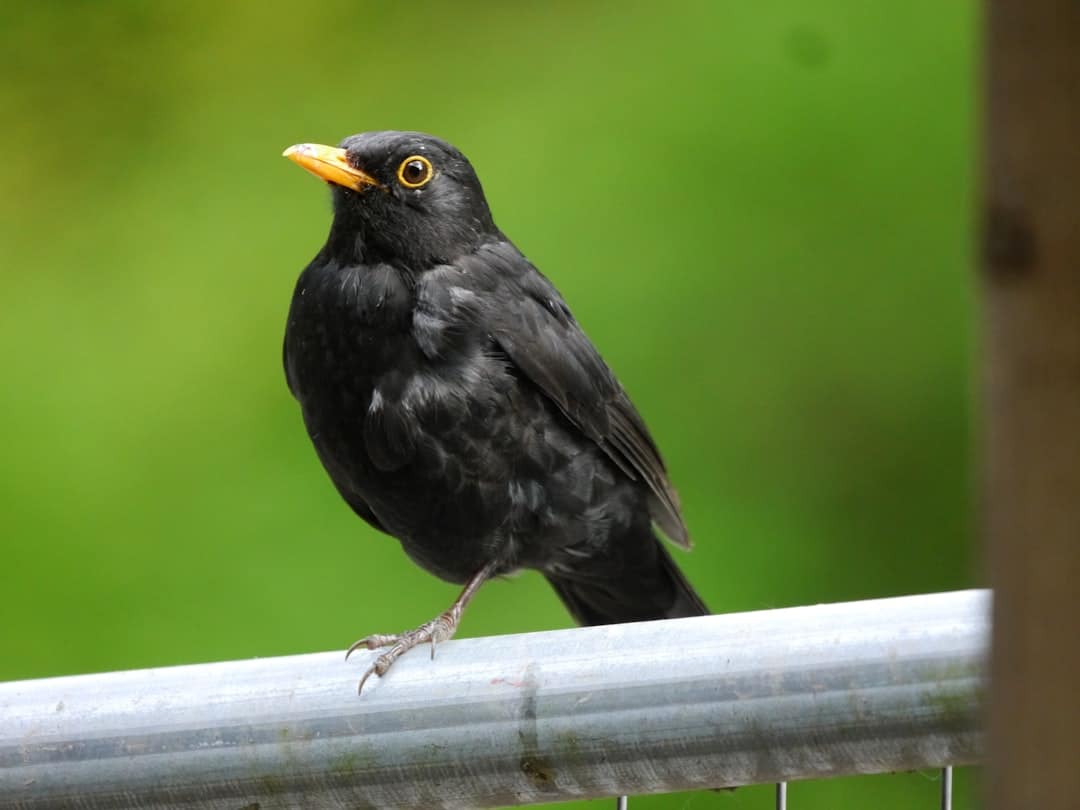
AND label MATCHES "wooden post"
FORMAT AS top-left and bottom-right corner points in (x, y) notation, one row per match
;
(984, 2), (1080, 808)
